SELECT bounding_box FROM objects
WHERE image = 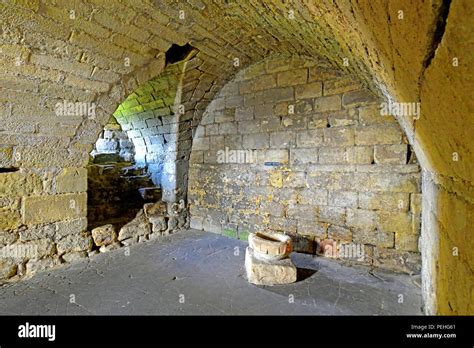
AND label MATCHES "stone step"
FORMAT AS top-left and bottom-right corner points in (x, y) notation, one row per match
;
(138, 187), (162, 201)
(93, 153), (121, 164)
(122, 177), (154, 191)
(121, 174), (151, 182)
(120, 166), (146, 176)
